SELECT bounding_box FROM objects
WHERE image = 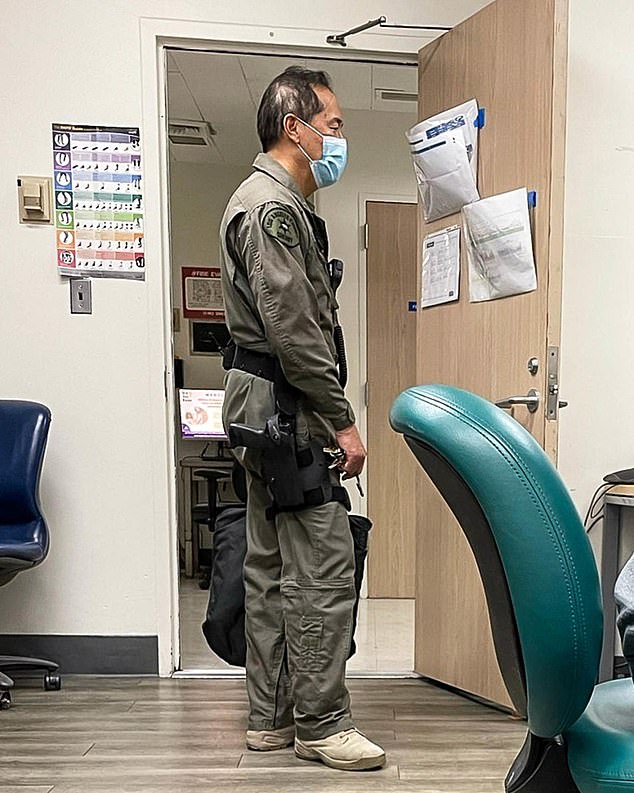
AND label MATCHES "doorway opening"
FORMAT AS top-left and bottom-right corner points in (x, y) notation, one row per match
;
(165, 47), (419, 675)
